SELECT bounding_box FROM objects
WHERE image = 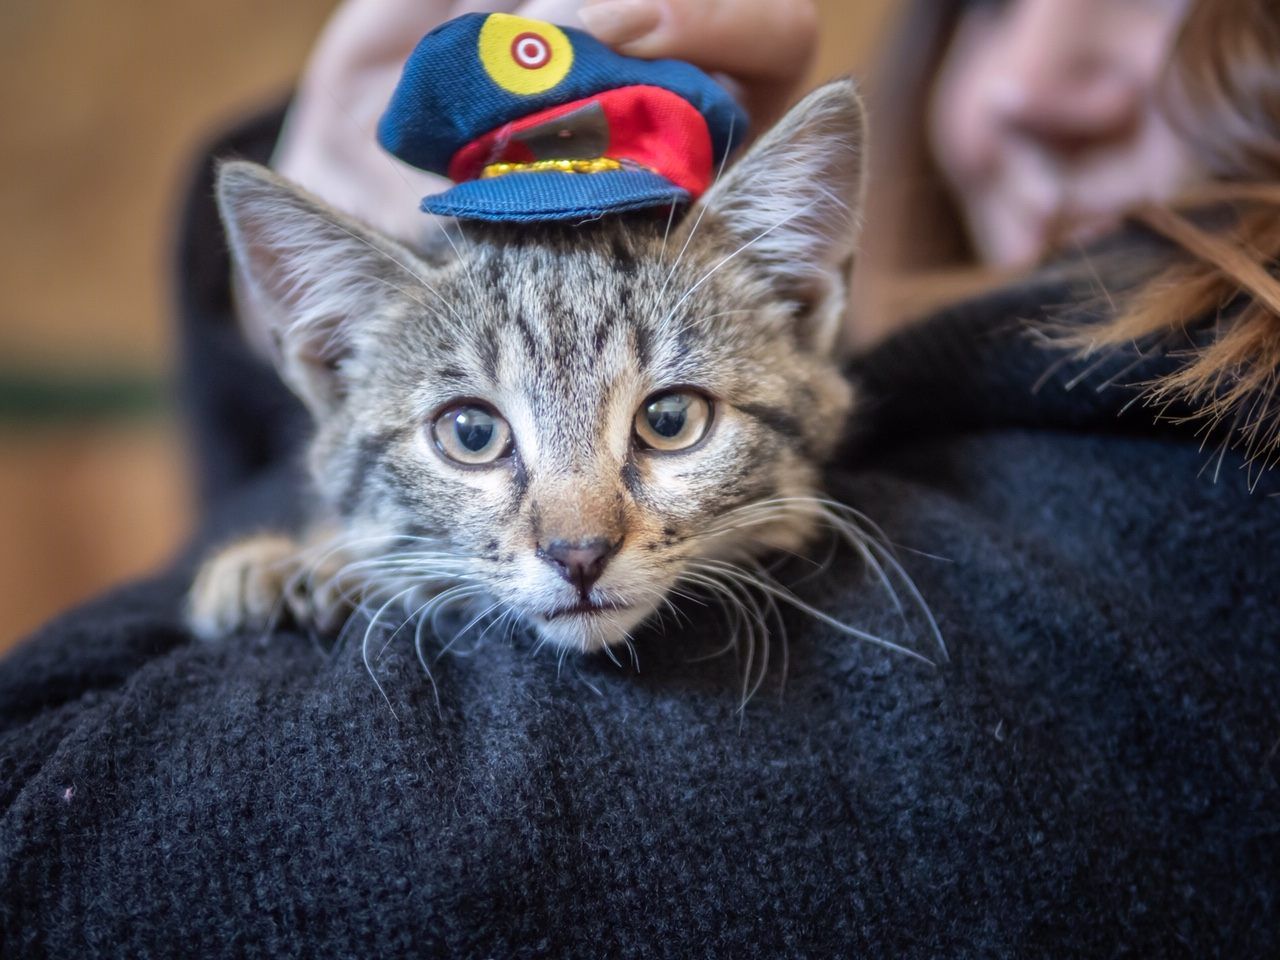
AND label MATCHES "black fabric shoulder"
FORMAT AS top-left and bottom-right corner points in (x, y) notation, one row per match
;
(1, 112), (1276, 959)
(848, 243), (1188, 445)
(845, 217), (1263, 460)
